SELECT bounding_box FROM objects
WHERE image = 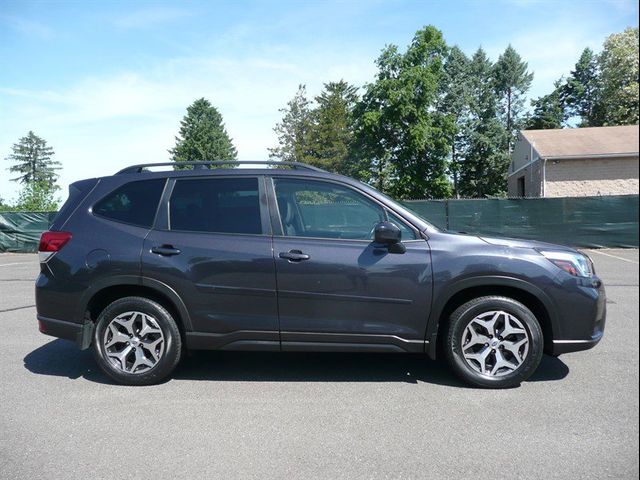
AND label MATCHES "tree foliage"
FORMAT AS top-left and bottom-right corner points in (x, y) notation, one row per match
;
(526, 81), (567, 130)
(268, 85), (314, 163)
(439, 46), (471, 198)
(459, 48), (510, 197)
(14, 181), (60, 211)
(170, 98), (237, 166)
(355, 26), (453, 199)
(492, 45), (533, 152)
(598, 27), (639, 126)
(561, 48), (603, 126)
(5, 131), (60, 186)
(269, 25), (638, 200)
(308, 81), (359, 174)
